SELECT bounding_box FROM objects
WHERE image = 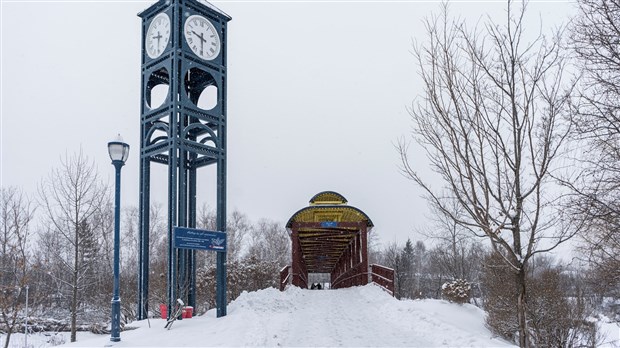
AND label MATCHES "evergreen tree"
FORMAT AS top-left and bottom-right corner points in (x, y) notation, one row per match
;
(400, 239), (415, 298)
